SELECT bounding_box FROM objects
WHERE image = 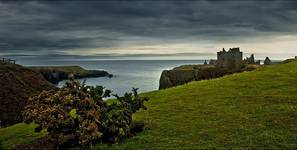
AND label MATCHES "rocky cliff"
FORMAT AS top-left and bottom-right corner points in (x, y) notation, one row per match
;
(159, 64), (259, 89)
(159, 69), (196, 89)
(30, 66), (112, 84)
(159, 65), (229, 89)
(0, 62), (55, 127)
